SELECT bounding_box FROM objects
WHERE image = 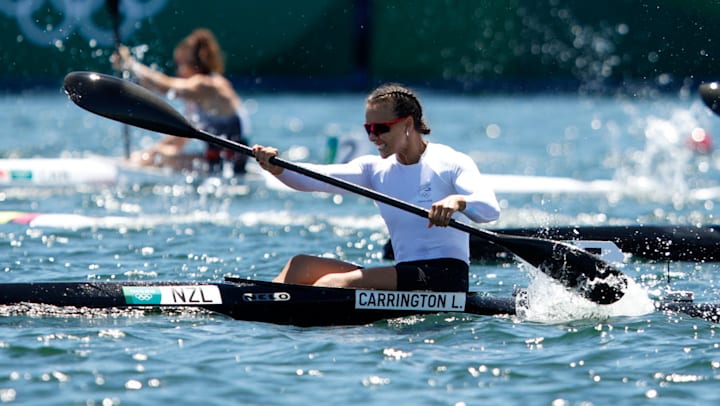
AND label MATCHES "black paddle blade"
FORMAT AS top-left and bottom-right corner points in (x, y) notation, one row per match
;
(494, 234), (627, 304)
(63, 71), (200, 140)
(700, 82), (720, 116)
(106, 0), (120, 18)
